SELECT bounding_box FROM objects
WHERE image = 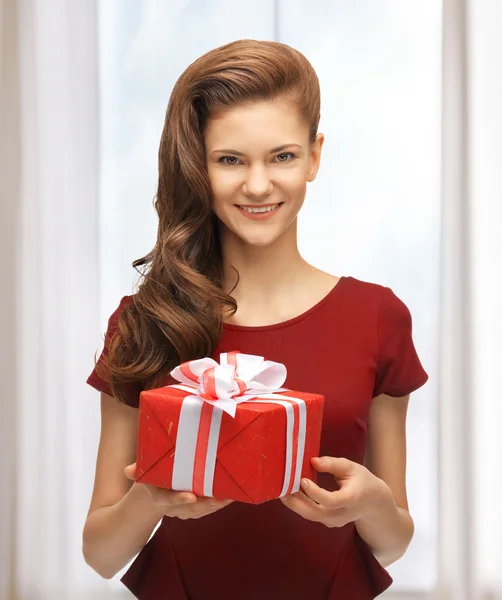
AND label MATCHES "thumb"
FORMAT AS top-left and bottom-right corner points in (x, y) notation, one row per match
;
(124, 462), (137, 481)
(311, 456), (354, 476)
